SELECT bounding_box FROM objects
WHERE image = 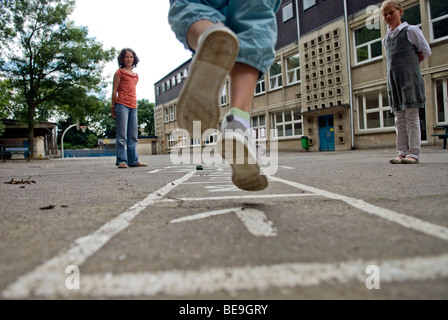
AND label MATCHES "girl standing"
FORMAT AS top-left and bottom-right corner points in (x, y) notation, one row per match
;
(381, 0), (431, 164)
(112, 48), (147, 168)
